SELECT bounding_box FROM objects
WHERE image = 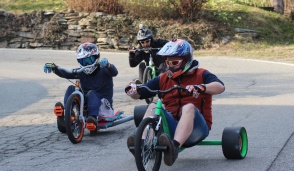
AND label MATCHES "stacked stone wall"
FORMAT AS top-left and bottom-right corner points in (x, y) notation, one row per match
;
(0, 9), (221, 50)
